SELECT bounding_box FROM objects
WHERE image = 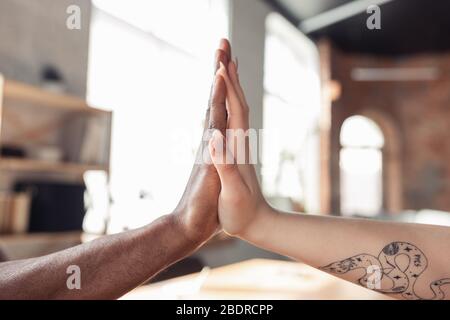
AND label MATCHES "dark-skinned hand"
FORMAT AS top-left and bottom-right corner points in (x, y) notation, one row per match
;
(173, 39), (231, 245)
